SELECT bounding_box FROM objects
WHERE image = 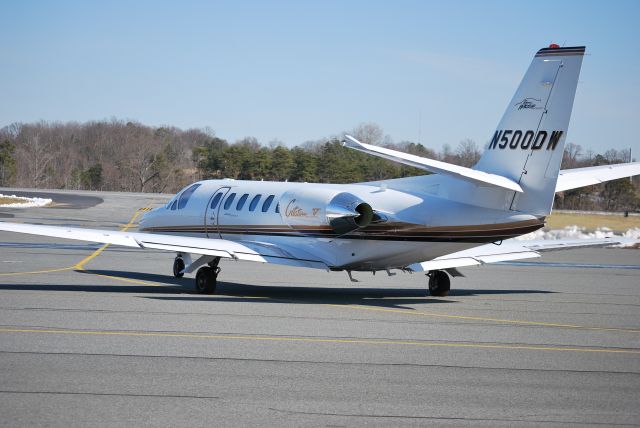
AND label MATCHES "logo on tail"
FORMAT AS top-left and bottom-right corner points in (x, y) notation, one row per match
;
(514, 97), (542, 110)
